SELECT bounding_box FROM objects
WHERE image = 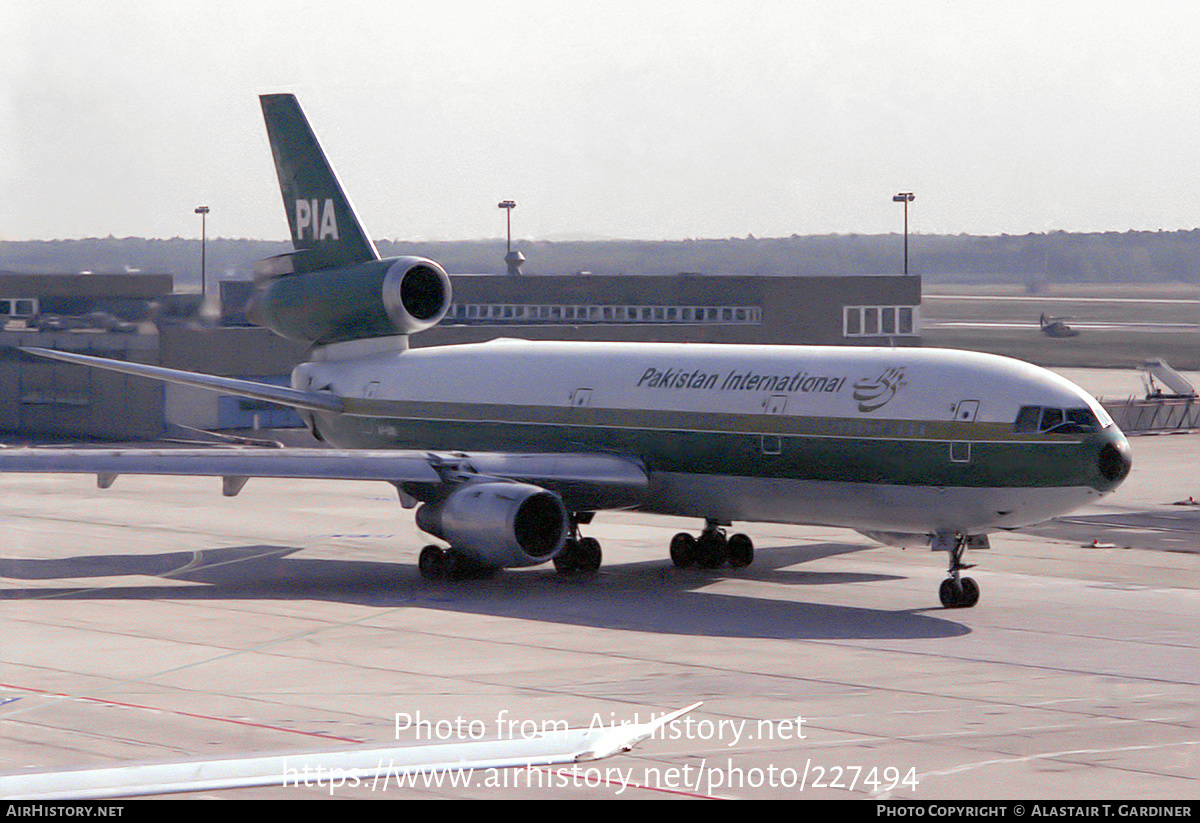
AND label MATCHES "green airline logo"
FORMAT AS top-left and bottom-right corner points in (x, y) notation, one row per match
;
(852, 367), (907, 412)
